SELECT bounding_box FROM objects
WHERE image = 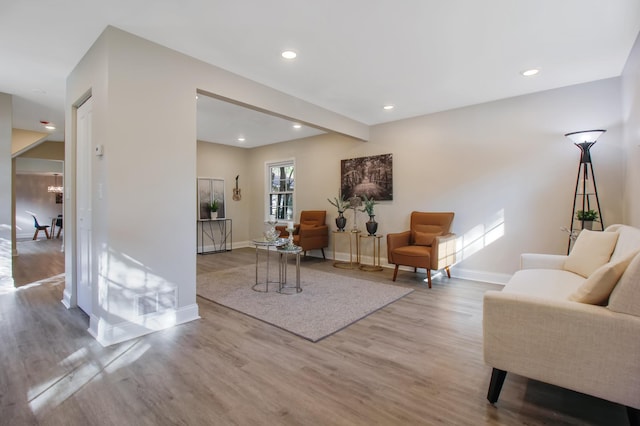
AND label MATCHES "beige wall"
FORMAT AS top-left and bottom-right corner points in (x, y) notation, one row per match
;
(19, 141), (64, 160)
(196, 141), (251, 243)
(622, 32), (640, 226)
